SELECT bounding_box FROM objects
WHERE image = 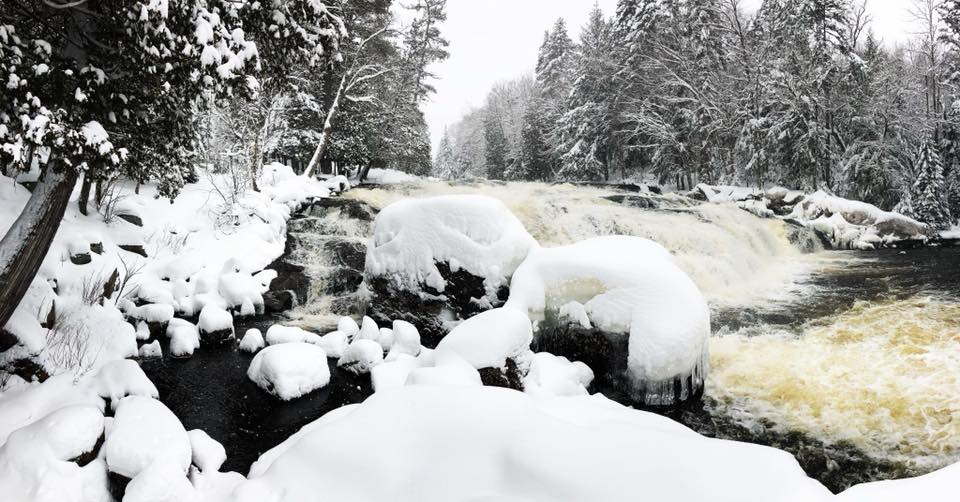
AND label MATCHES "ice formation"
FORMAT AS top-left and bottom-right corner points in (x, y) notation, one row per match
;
(506, 236), (710, 405)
